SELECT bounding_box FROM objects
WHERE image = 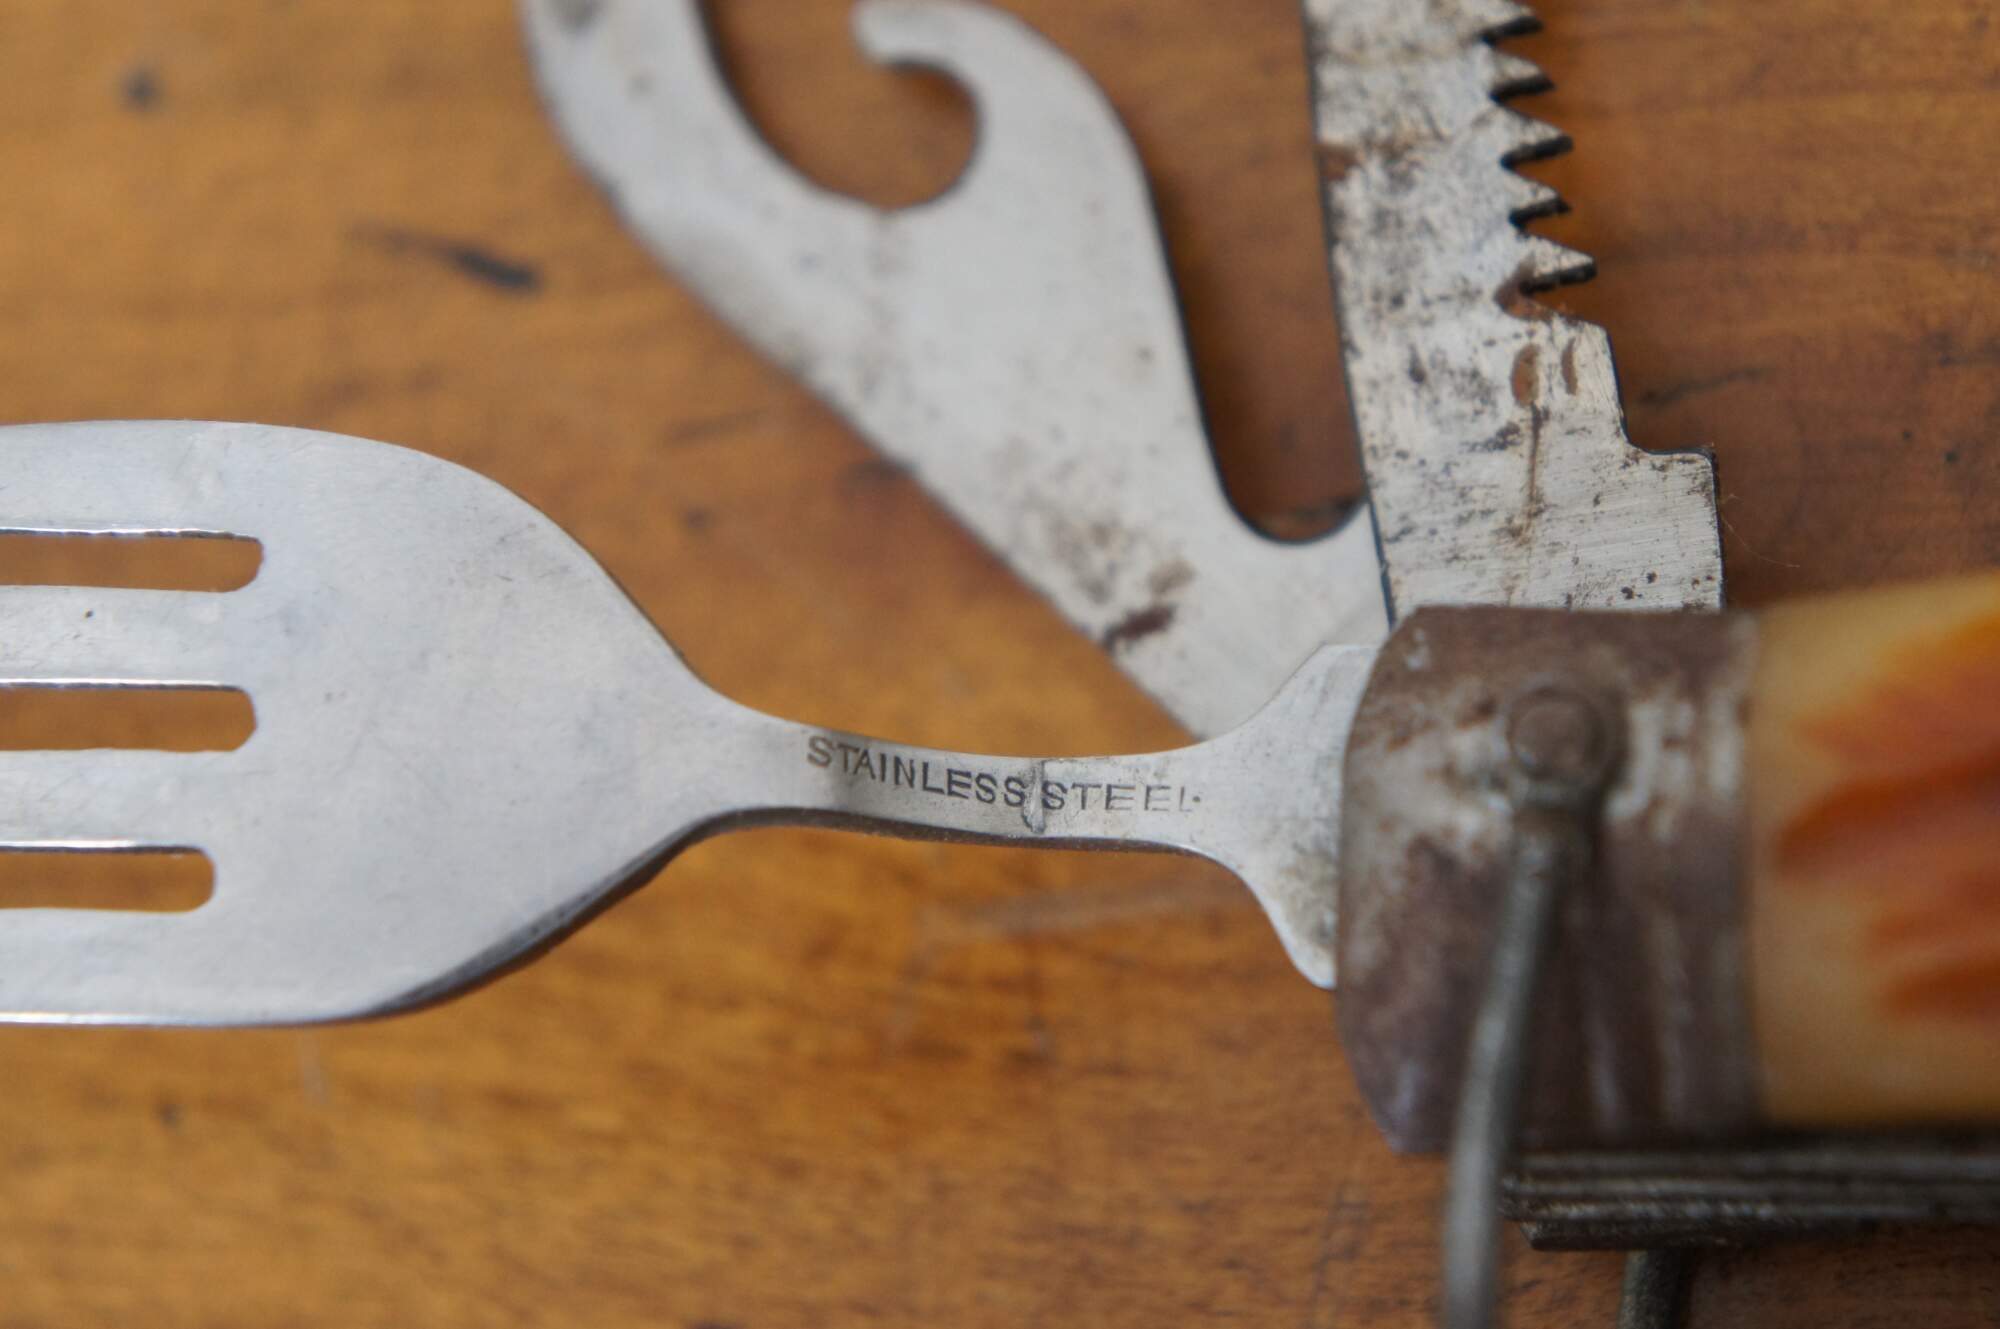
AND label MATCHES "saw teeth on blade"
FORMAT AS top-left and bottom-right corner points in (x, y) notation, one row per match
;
(1307, 0), (1723, 620)
(1489, 51), (1552, 100)
(1483, 20), (1592, 302)
(1497, 171), (1567, 224)
(1497, 107), (1572, 166)
(1468, 1), (1541, 41)
(1514, 233), (1596, 289)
